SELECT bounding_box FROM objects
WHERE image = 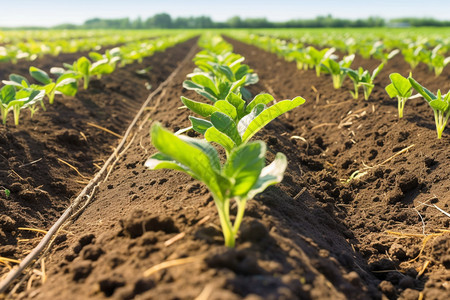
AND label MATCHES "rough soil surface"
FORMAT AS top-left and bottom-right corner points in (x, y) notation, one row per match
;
(0, 37), (197, 277)
(1, 36), (449, 300)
